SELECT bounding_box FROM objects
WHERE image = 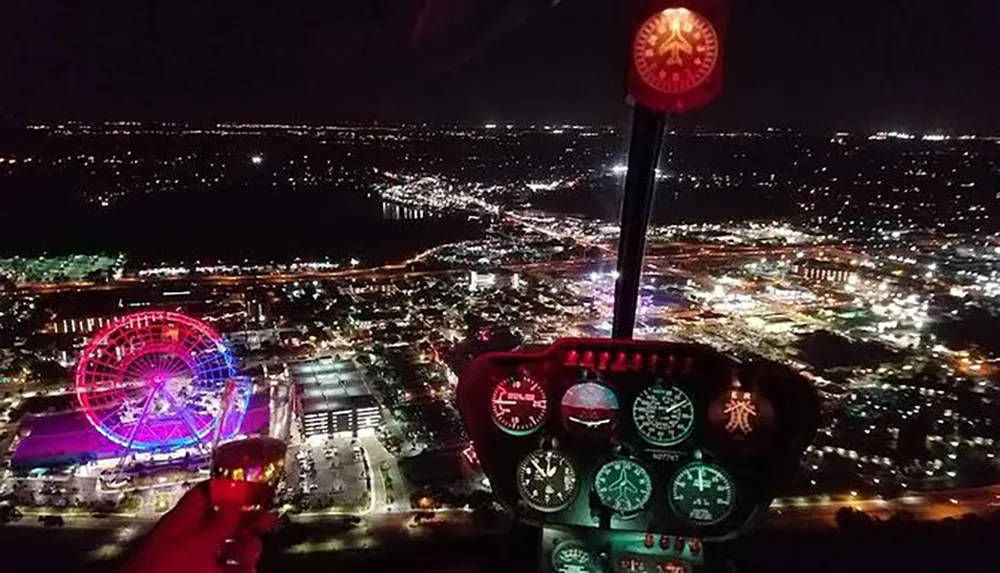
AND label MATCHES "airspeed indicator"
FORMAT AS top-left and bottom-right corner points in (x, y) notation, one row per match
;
(633, 385), (695, 447)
